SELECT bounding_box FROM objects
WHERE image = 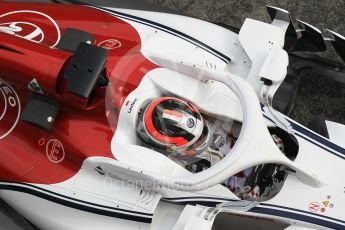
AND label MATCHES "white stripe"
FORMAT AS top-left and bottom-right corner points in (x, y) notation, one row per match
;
(258, 204), (345, 226)
(263, 108), (345, 157)
(165, 197), (235, 203)
(0, 80), (20, 140)
(0, 182), (152, 218)
(0, 88), (7, 120)
(89, 6), (229, 63)
(166, 197), (345, 226)
(294, 130), (344, 158)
